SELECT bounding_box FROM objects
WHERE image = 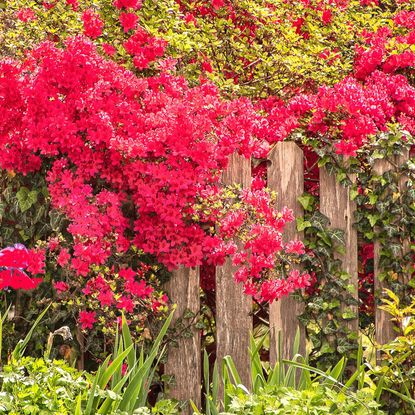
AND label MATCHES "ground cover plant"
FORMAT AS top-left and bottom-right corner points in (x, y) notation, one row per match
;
(195, 333), (384, 415)
(0, 305), (178, 414)
(0, 0), (415, 414)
